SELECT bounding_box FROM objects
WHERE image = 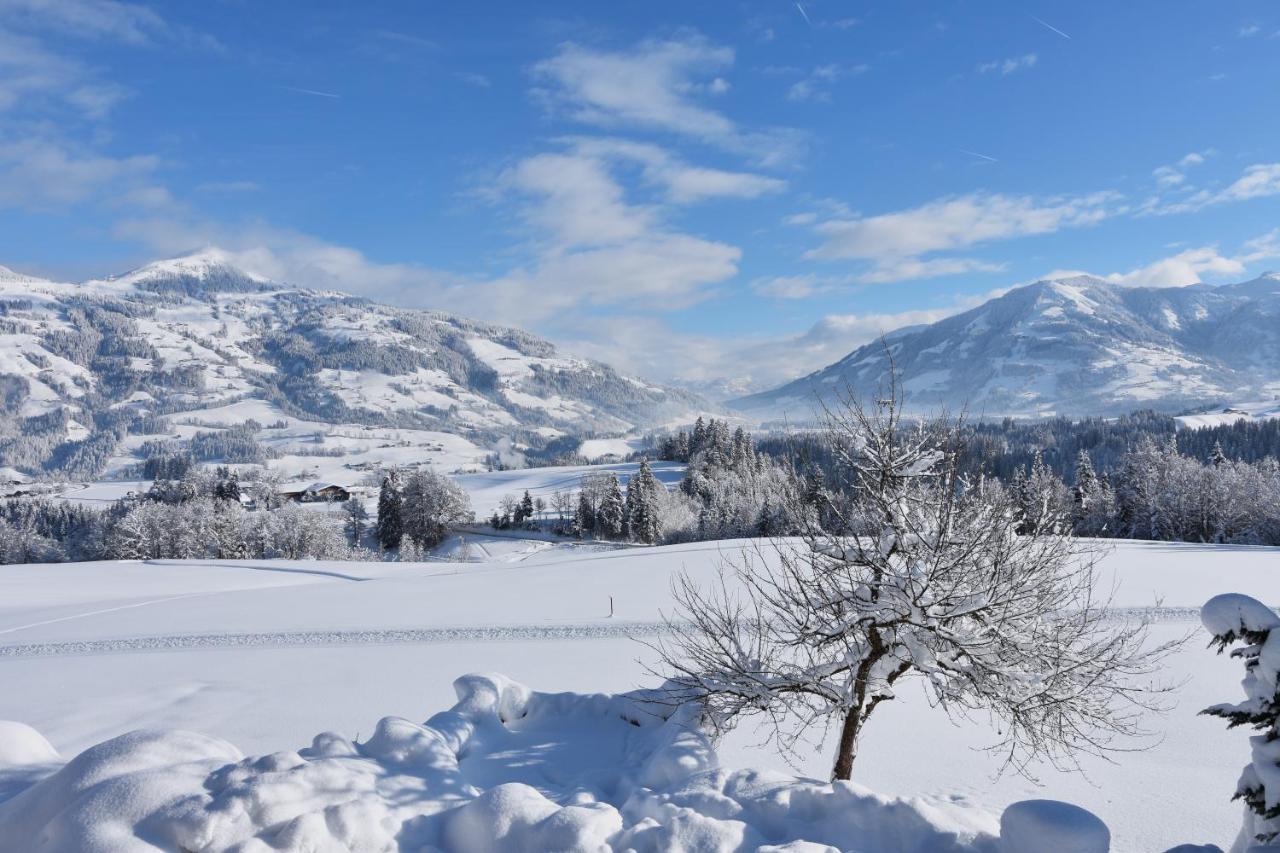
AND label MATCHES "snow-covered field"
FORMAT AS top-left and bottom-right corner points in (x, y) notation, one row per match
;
(0, 540), (1276, 850)
(1175, 398), (1280, 429)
